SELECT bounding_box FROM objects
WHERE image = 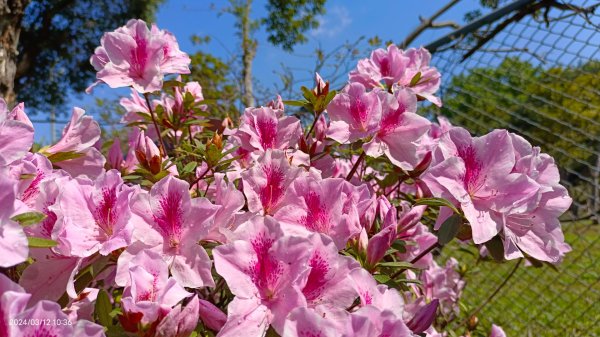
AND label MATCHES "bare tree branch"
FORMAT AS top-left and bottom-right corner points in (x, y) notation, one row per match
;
(400, 0), (461, 49)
